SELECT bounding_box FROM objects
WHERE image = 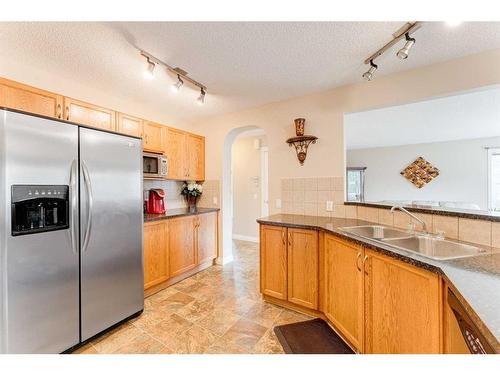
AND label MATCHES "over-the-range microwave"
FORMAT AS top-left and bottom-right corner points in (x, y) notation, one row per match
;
(143, 152), (168, 178)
